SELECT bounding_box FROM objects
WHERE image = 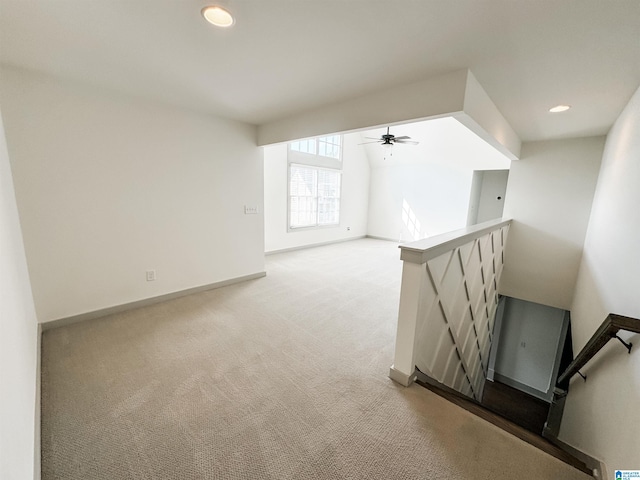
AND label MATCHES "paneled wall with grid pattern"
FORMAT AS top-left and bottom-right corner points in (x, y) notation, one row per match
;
(413, 225), (509, 400)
